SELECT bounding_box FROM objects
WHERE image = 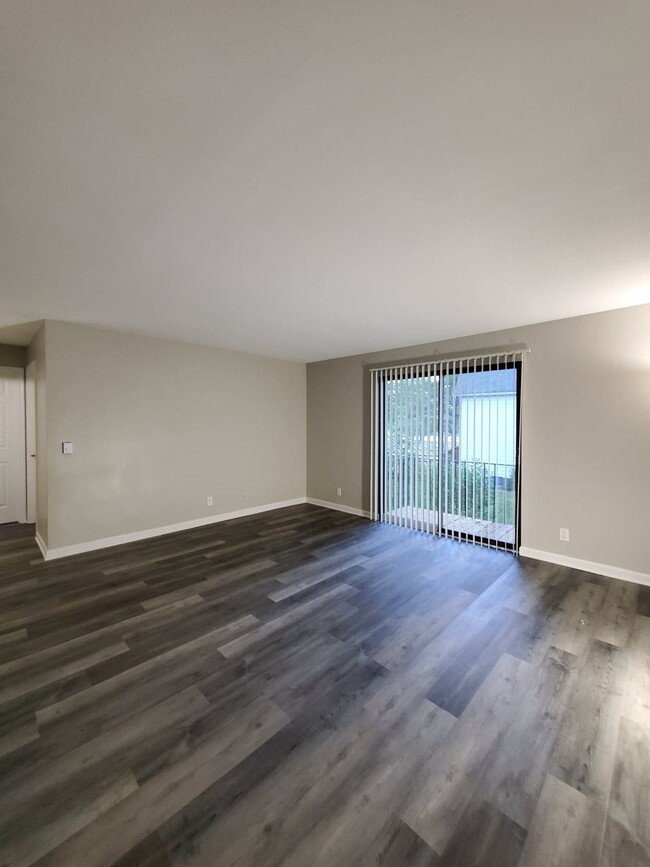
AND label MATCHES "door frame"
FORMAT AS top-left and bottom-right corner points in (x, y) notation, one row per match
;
(0, 365), (27, 524)
(375, 359), (522, 552)
(25, 360), (36, 524)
